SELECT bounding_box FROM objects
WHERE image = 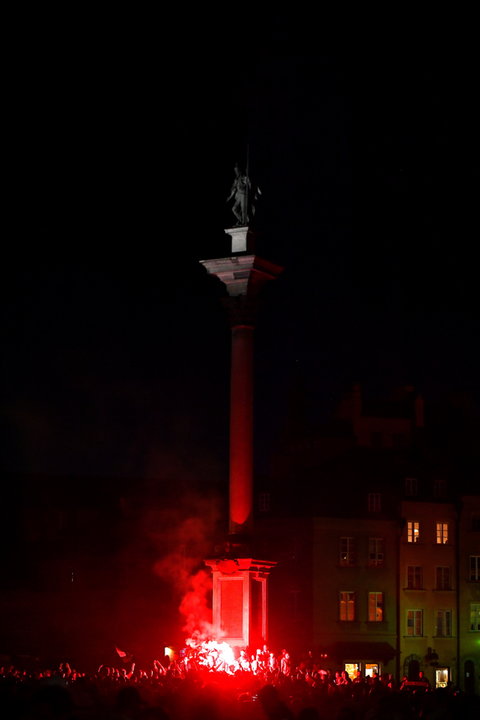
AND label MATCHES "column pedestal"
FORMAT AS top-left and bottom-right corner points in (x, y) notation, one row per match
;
(204, 556), (276, 649)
